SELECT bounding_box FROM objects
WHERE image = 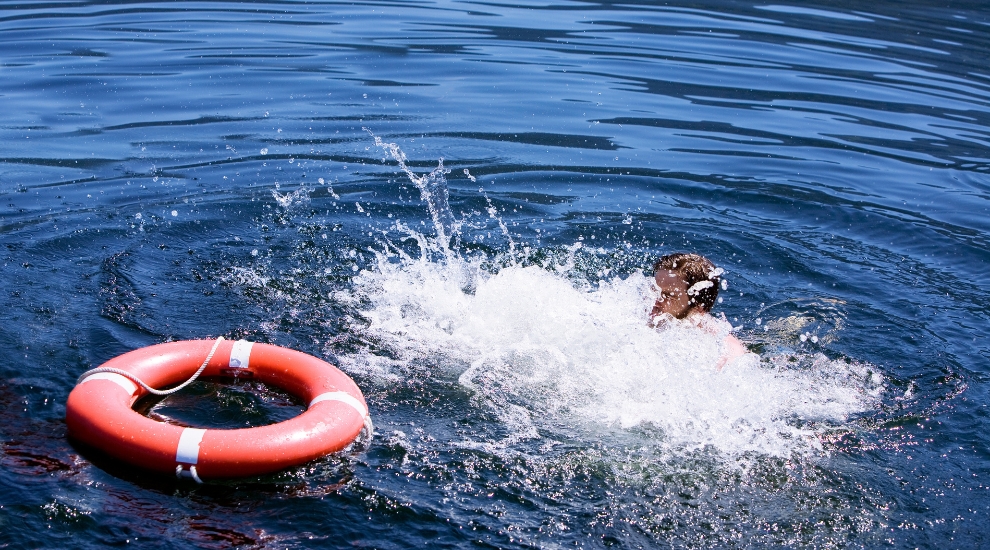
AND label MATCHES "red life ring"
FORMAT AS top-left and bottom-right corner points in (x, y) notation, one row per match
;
(66, 339), (371, 481)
